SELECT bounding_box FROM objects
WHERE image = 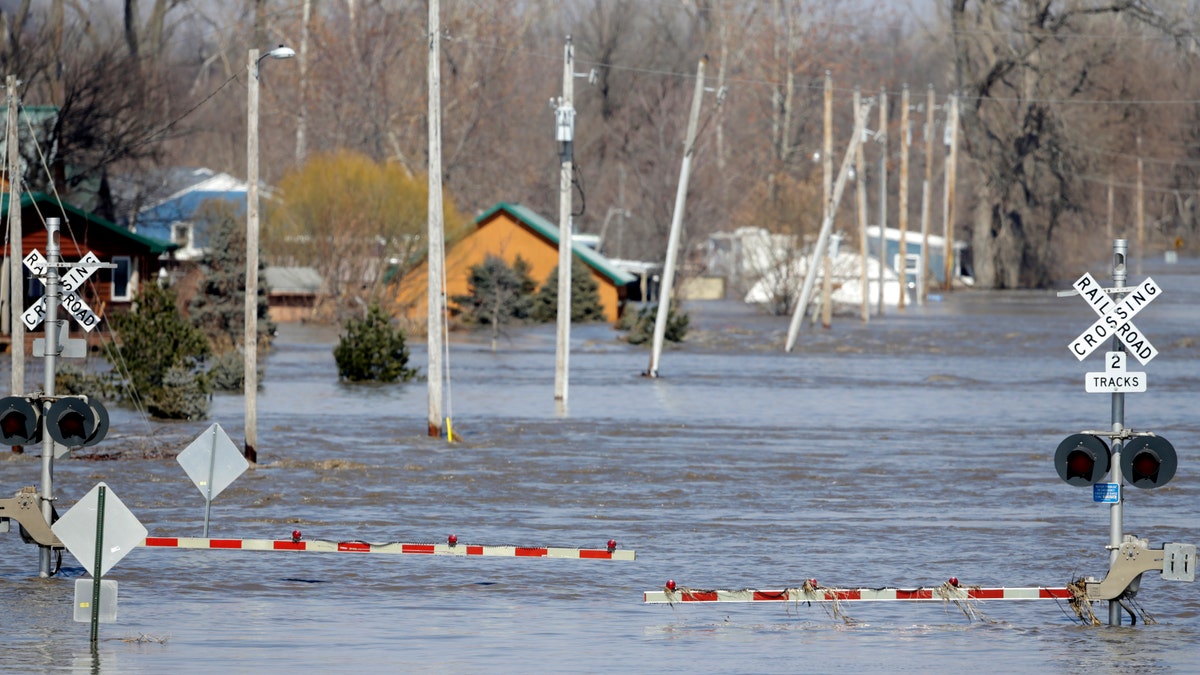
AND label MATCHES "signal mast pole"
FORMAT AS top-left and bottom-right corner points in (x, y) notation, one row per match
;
(38, 217), (62, 577)
(1106, 239), (1127, 627)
